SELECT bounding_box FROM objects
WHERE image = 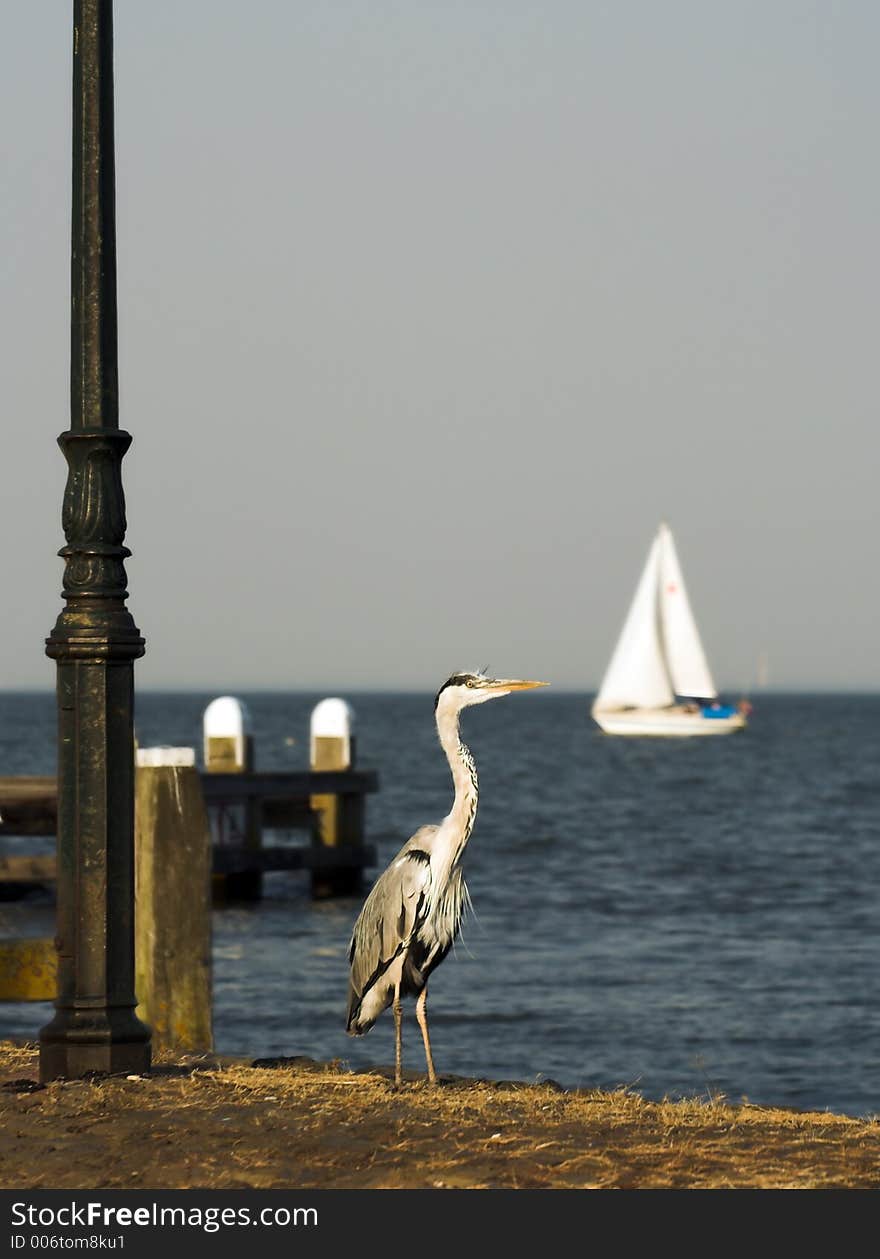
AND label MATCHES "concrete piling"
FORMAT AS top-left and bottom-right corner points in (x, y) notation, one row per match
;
(310, 698), (365, 898)
(203, 697), (254, 774)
